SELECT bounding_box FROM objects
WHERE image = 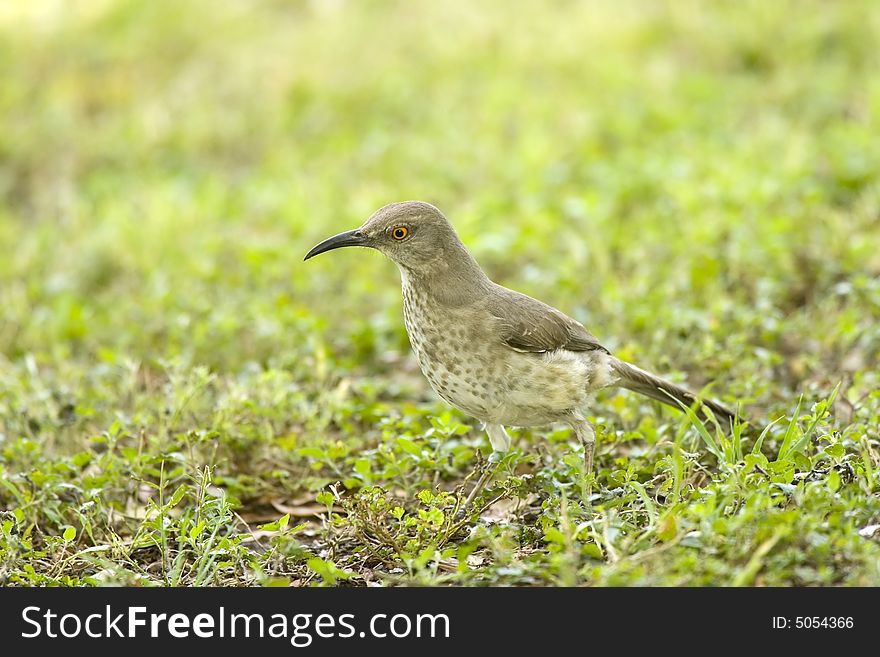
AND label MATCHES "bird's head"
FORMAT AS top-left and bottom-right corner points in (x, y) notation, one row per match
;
(303, 201), (464, 272)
